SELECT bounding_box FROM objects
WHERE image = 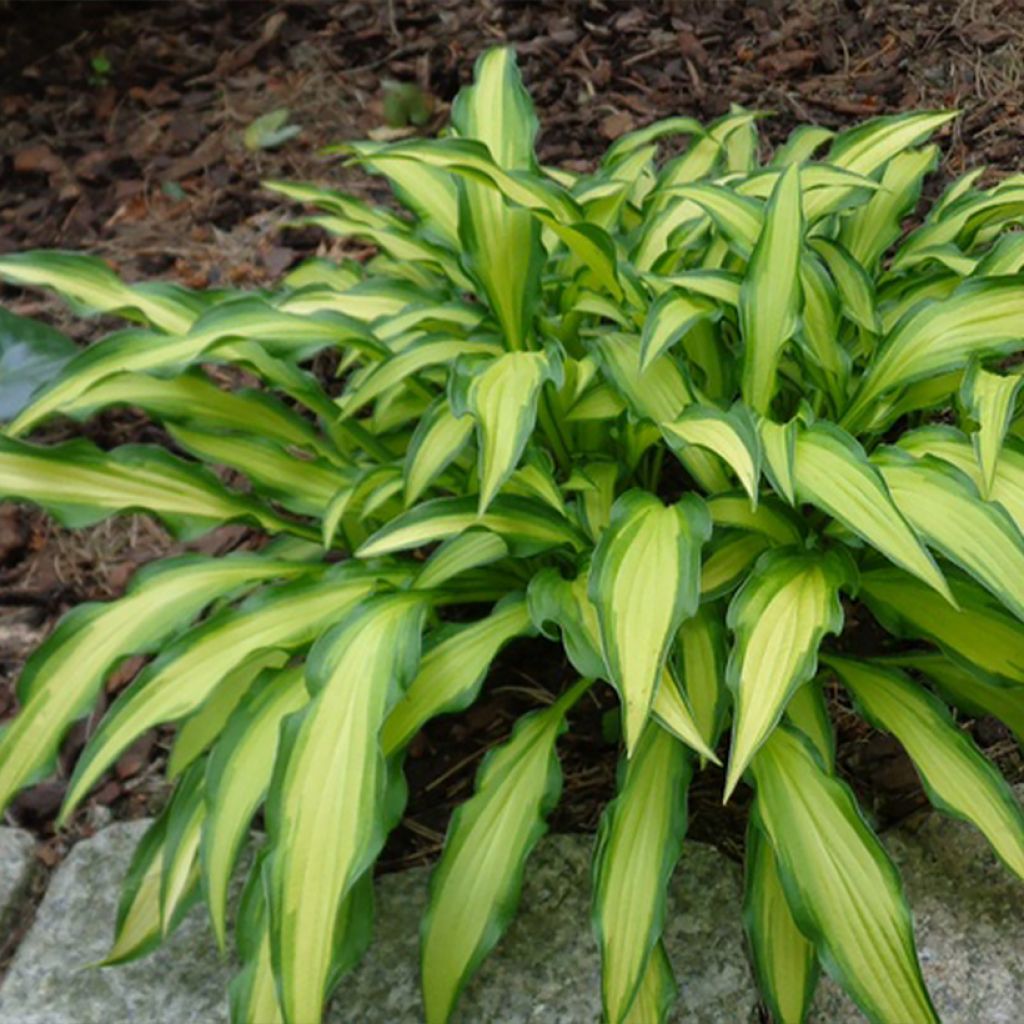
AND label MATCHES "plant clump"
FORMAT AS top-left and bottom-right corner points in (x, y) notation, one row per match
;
(1, 45), (1024, 1024)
